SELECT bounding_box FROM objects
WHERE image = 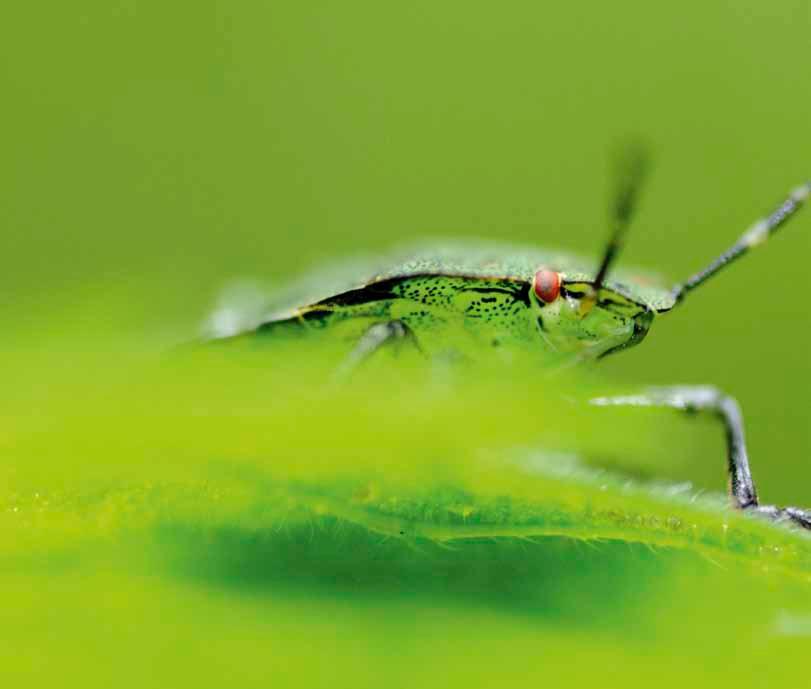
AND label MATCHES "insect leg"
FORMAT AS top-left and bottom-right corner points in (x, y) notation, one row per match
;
(591, 386), (757, 507)
(751, 505), (811, 529)
(336, 320), (421, 378)
(591, 386), (811, 530)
